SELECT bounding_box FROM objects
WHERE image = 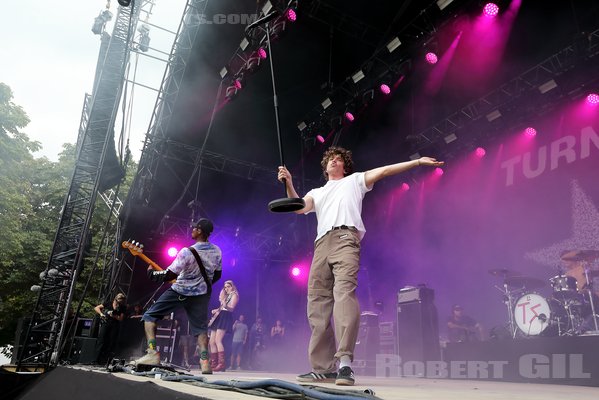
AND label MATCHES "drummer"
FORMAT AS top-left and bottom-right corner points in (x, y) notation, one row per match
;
(560, 250), (599, 297)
